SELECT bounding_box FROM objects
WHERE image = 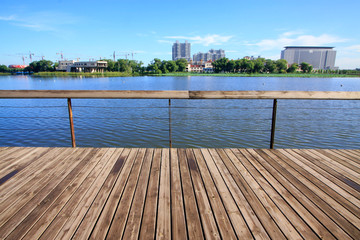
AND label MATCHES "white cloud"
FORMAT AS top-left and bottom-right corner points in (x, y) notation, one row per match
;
(164, 34), (233, 46)
(0, 15), (16, 21)
(281, 31), (304, 37)
(343, 45), (360, 52)
(157, 39), (174, 44)
(249, 33), (348, 51)
(0, 11), (79, 32)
